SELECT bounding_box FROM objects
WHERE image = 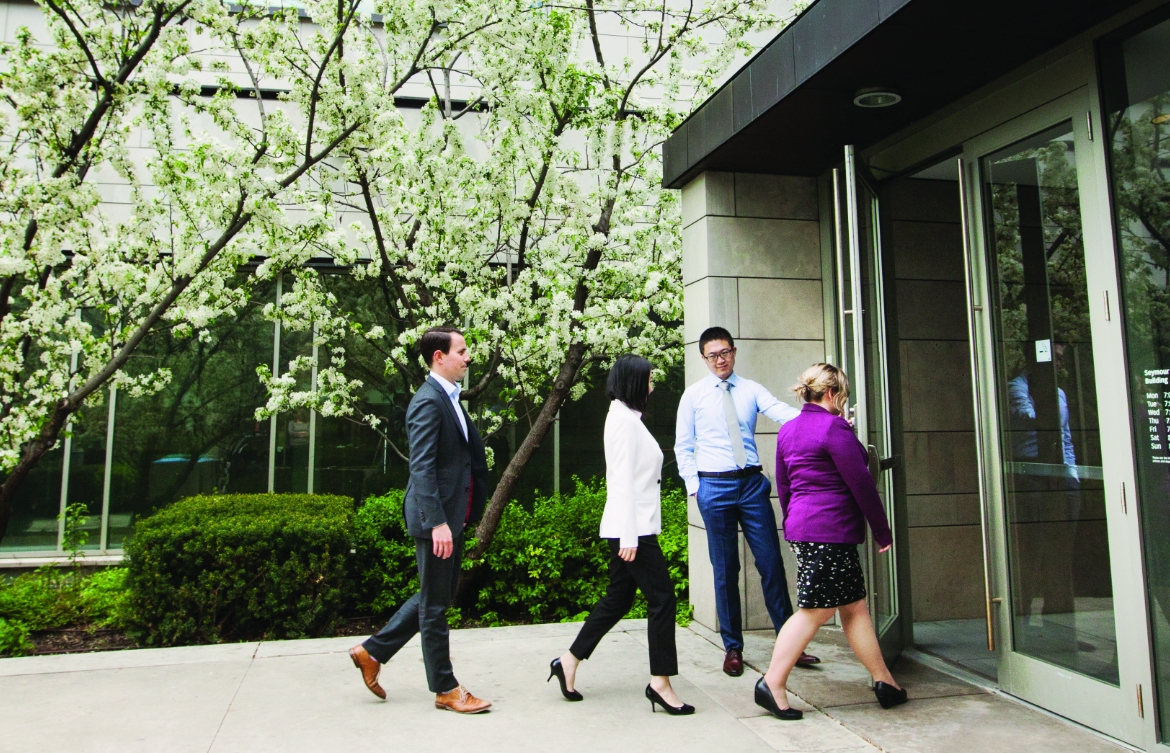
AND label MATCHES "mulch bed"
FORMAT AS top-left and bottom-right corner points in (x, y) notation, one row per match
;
(15, 616), (389, 657)
(26, 628), (141, 655)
